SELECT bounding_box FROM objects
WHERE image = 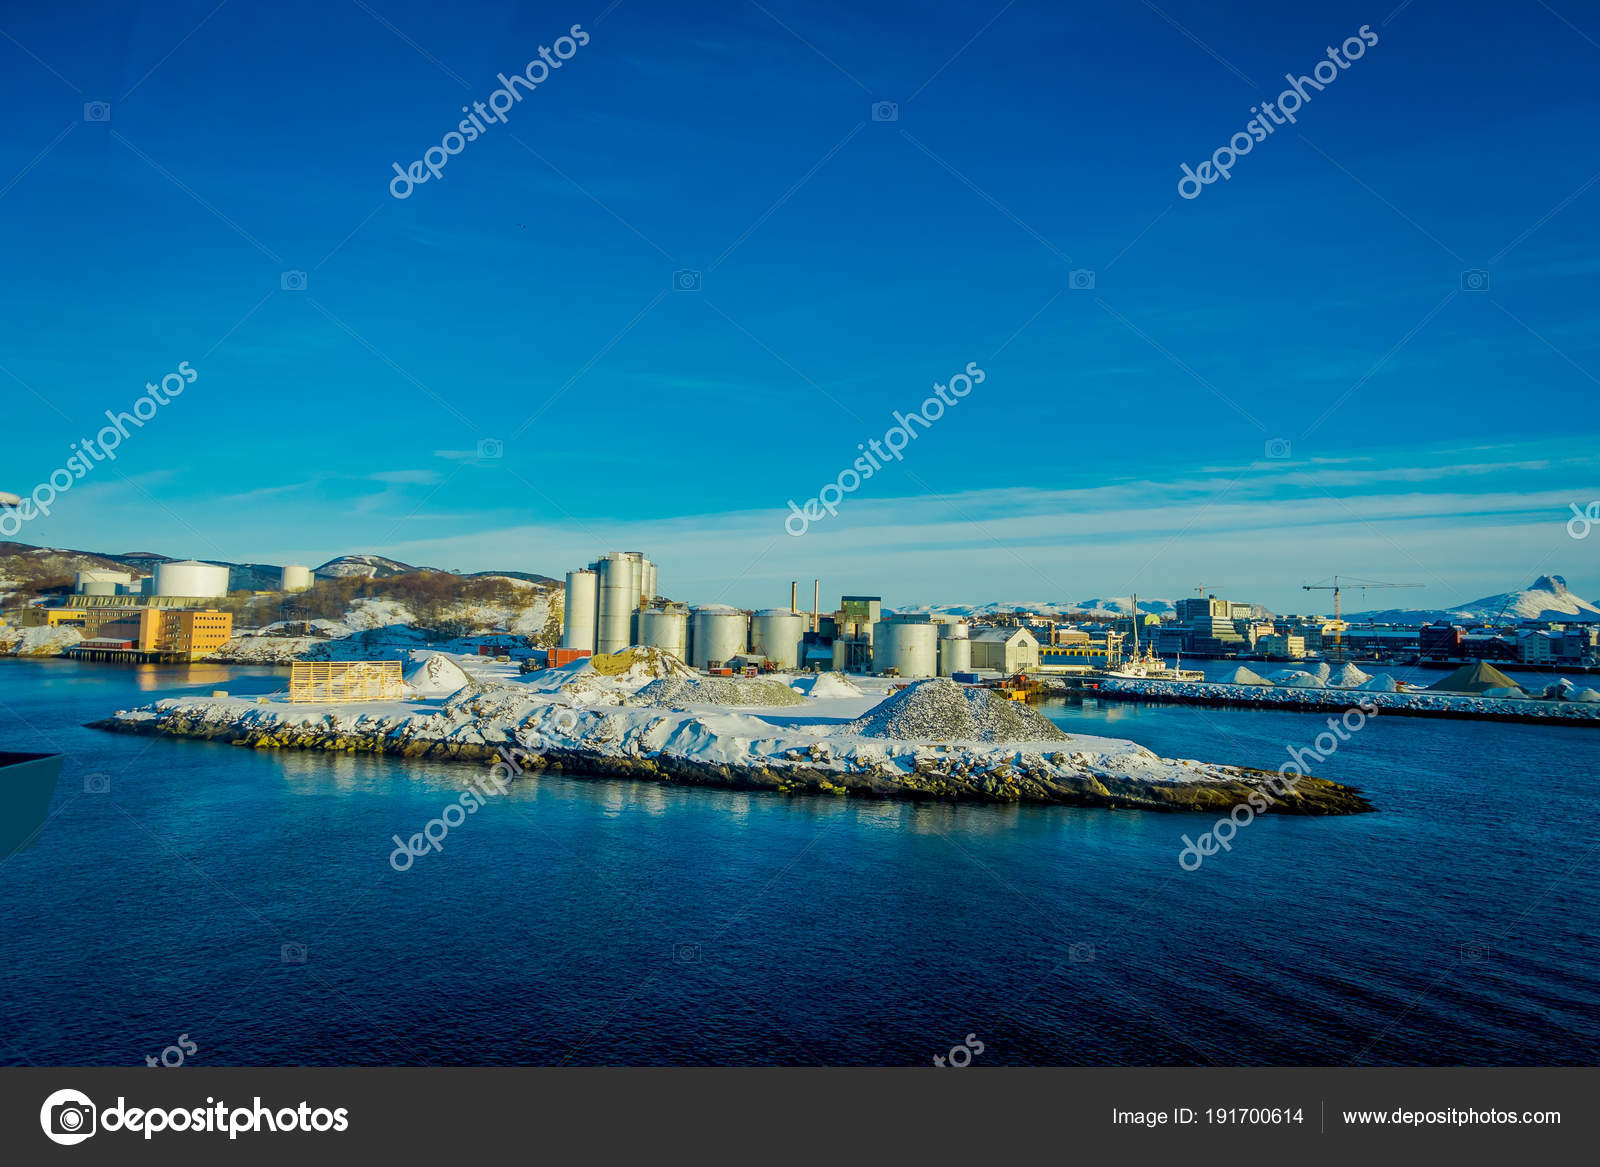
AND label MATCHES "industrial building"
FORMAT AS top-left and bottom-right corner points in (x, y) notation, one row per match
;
(67, 608), (233, 662)
(968, 626), (1041, 674)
